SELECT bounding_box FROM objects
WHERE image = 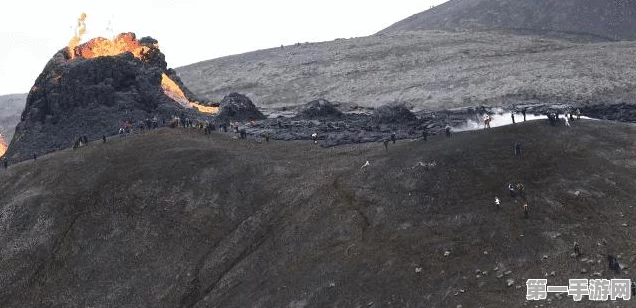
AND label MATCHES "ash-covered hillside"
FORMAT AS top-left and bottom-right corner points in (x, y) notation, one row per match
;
(381, 0), (636, 41)
(177, 31), (636, 112)
(1, 120), (635, 307)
